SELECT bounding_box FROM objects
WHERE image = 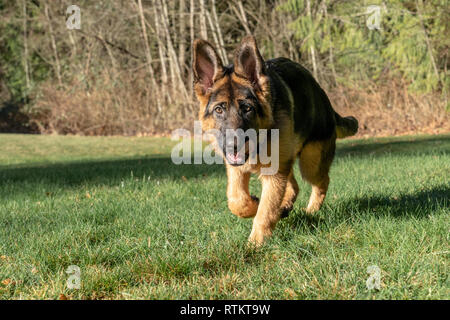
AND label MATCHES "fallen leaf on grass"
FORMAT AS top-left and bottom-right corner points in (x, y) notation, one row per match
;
(284, 288), (296, 298)
(59, 294), (68, 300)
(2, 279), (15, 286)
